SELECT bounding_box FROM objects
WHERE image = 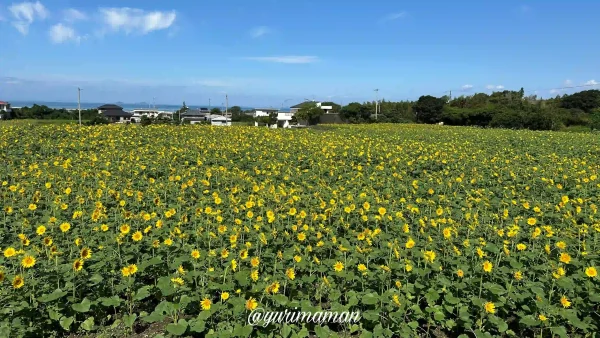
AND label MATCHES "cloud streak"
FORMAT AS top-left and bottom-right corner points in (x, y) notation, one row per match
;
(99, 7), (177, 34)
(63, 8), (87, 22)
(486, 84), (504, 90)
(379, 11), (407, 23)
(241, 56), (319, 64)
(9, 1), (48, 35)
(461, 84), (473, 91)
(250, 26), (271, 38)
